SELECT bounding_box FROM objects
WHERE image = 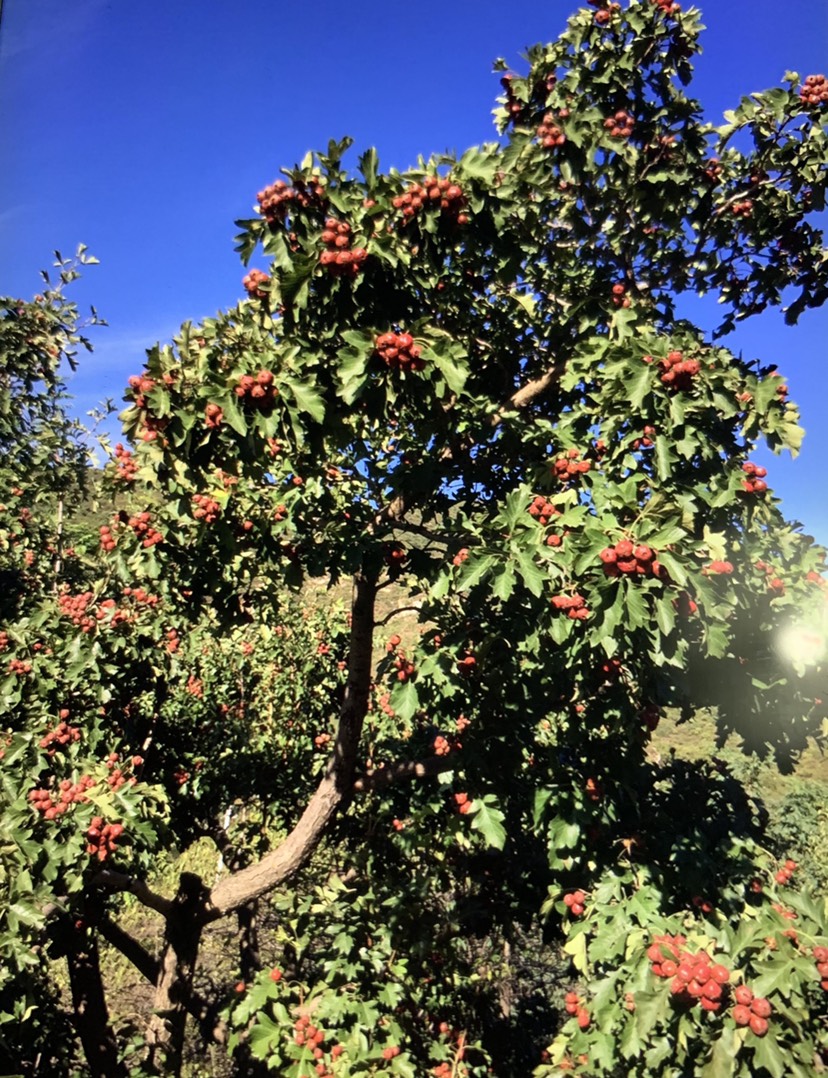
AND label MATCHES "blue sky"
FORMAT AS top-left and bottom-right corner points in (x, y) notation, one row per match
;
(1, 0), (827, 543)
